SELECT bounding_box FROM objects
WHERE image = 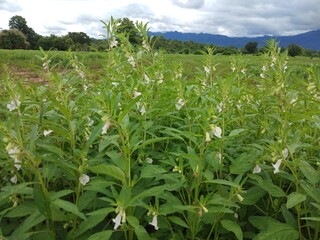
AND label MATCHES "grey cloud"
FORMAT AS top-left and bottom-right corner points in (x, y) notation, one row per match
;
(115, 3), (153, 19)
(0, 0), (22, 12)
(171, 0), (205, 9)
(197, 0), (320, 36)
(43, 25), (67, 35)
